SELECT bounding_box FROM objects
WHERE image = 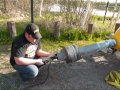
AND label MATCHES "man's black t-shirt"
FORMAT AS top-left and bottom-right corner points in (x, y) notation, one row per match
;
(10, 33), (41, 66)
